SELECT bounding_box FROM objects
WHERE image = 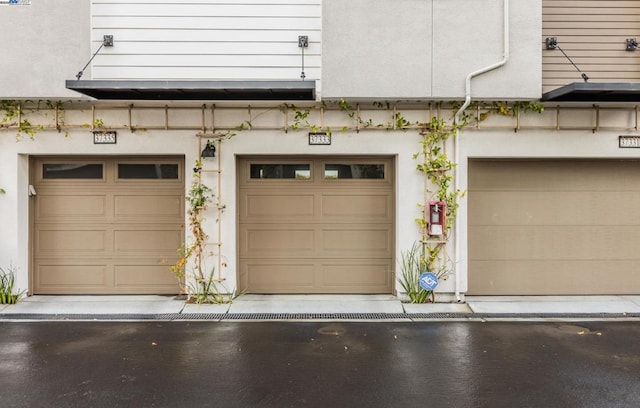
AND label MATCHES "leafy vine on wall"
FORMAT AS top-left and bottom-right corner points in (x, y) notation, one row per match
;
(2, 97), (543, 303)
